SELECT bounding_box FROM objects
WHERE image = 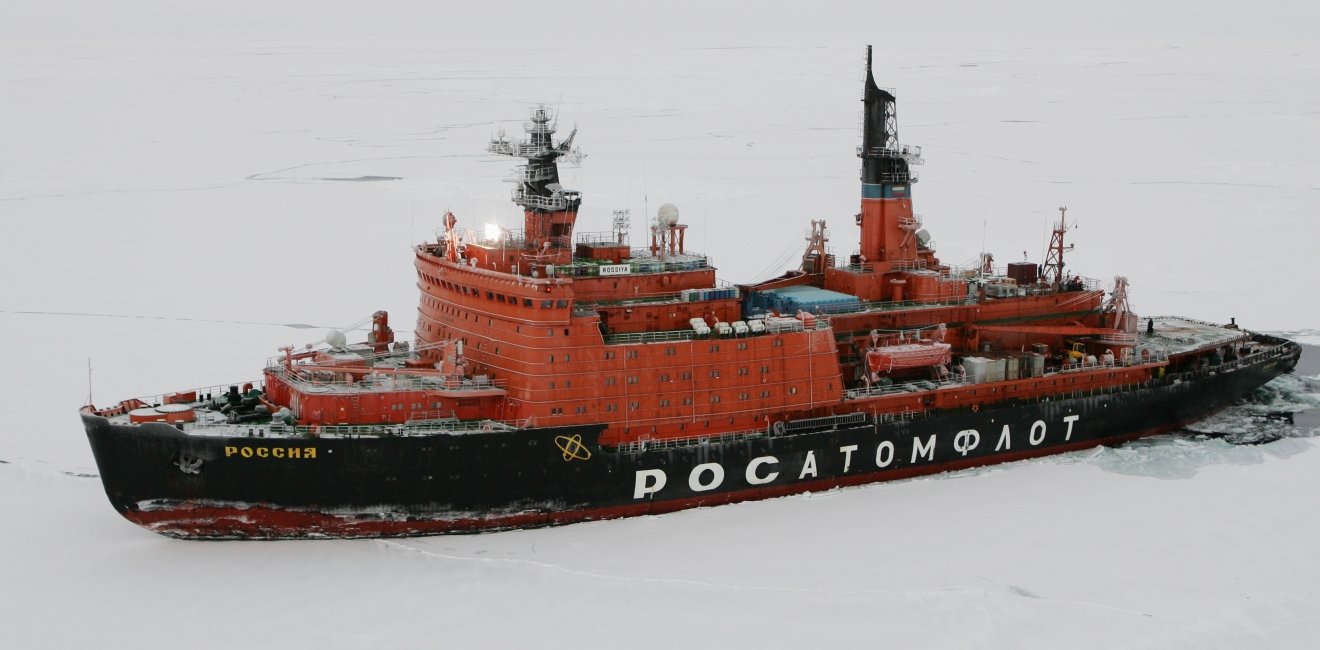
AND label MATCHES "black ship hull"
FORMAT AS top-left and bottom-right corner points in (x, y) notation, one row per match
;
(83, 340), (1300, 539)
